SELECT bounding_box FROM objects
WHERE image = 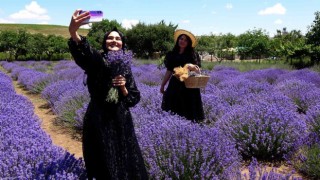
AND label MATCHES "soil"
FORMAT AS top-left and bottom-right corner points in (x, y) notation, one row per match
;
(12, 80), (83, 159)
